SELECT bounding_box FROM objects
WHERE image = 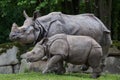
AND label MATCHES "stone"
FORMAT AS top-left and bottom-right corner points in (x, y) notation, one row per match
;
(13, 64), (20, 73)
(19, 59), (48, 72)
(0, 46), (19, 66)
(19, 59), (47, 73)
(66, 63), (82, 73)
(108, 46), (120, 56)
(19, 59), (31, 73)
(104, 56), (120, 74)
(30, 60), (47, 72)
(0, 66), (12, 74)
